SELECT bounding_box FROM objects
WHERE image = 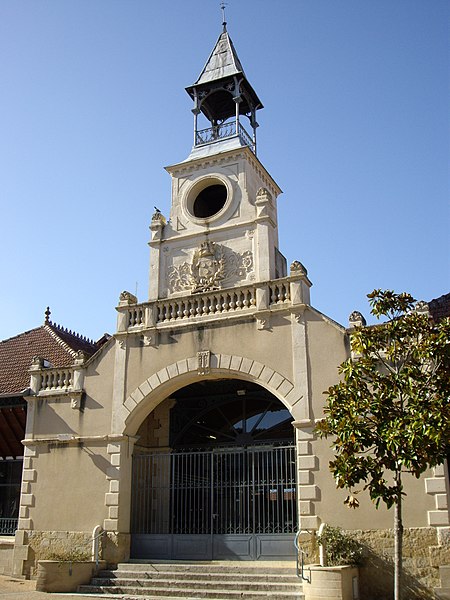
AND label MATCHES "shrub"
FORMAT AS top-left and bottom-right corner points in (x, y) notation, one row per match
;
(317, 525), (363, 566)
